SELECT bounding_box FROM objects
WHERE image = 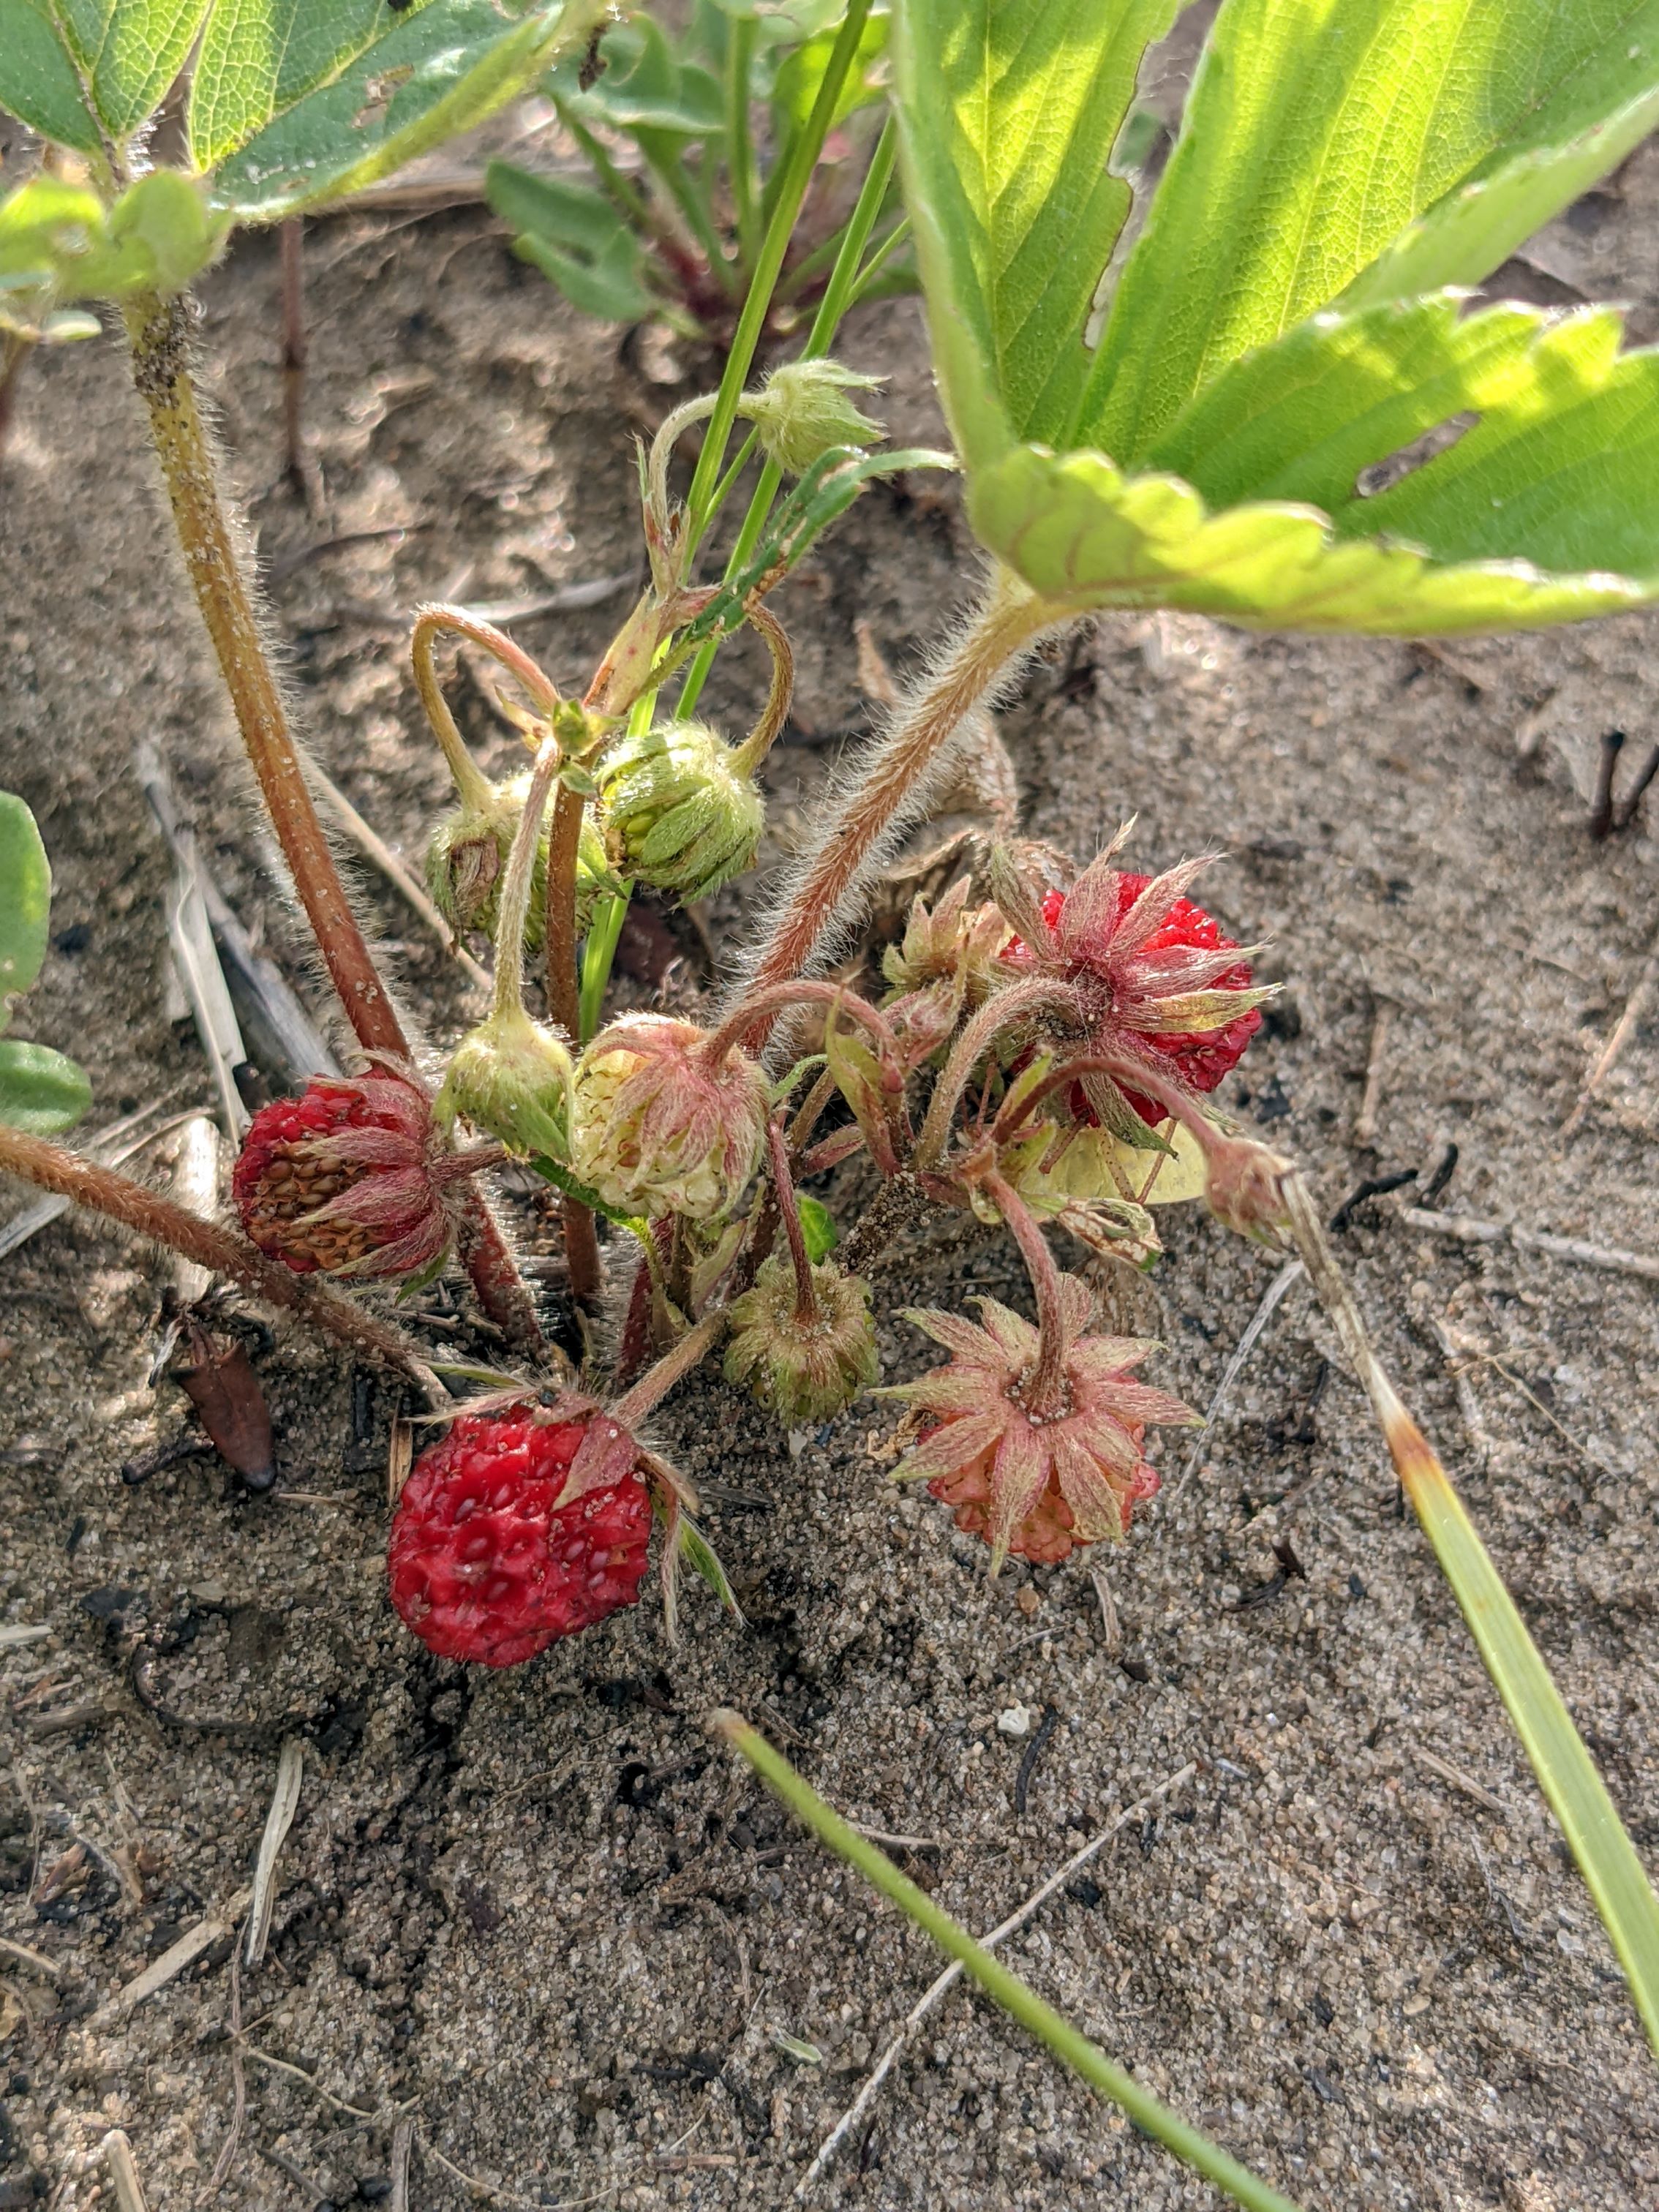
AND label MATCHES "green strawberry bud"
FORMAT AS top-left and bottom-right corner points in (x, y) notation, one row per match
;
(744, 358), (884, 476)
(437, 1005), (573, 1162)
(596, 721), (763, 905)
(427, 776), (618, 947)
